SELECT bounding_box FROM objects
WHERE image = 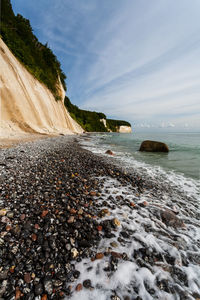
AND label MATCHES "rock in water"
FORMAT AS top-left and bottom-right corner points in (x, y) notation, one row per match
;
(105, 150), (115, 155)
(139, 140), (169, 152)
